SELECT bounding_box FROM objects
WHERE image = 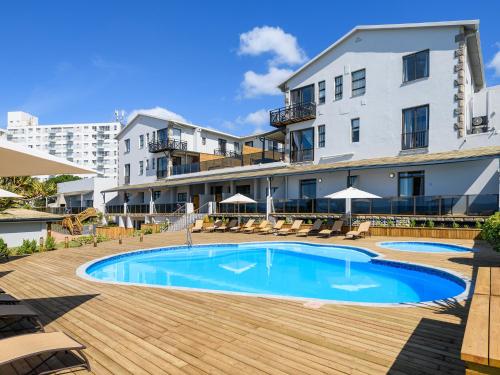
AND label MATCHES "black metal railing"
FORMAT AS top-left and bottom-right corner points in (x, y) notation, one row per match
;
(105, 205), (123, 214)
(270, 101), (316, 127)
(126, 204), (149, 214)
(34, 207), (87, 215)
(401, 130), (428, 150)
(214, 149), (241, 158)
(154, 203), (186, 214)
(148, 139), (188, 153)
(290, 148), (314, 163)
